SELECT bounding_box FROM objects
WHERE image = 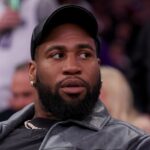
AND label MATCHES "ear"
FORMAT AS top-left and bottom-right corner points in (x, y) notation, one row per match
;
(97, 58), (101, 65)
(29, 61), (37, 85)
